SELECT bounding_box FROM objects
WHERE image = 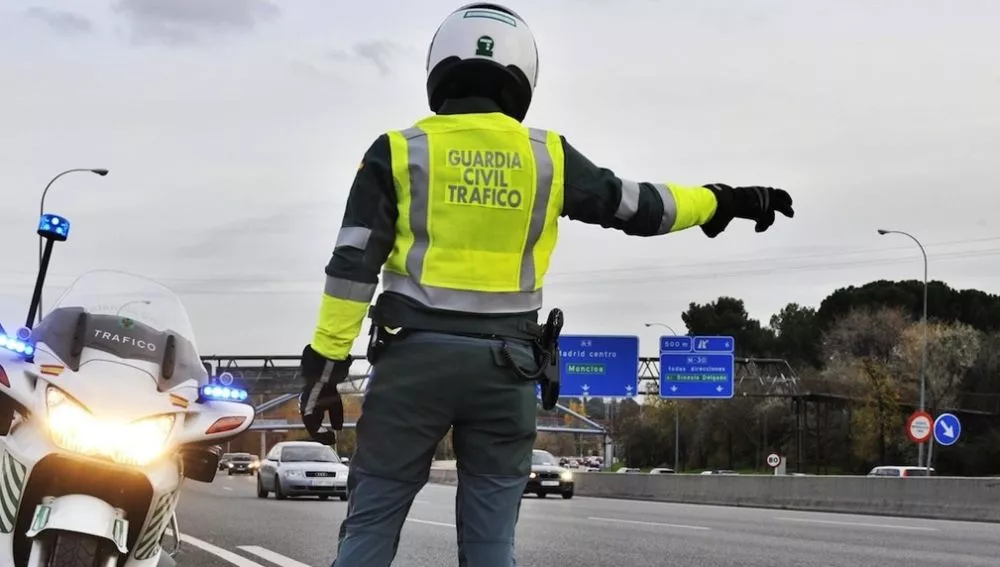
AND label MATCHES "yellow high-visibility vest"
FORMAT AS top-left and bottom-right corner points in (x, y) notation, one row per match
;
(384, 112), (565, 314)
